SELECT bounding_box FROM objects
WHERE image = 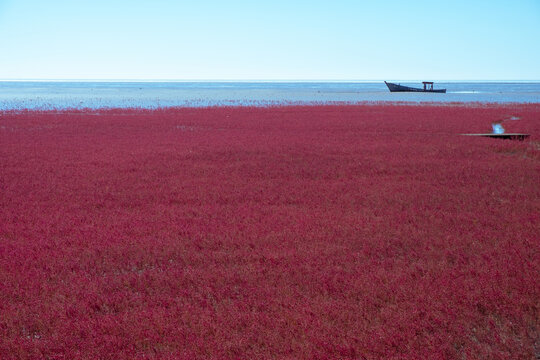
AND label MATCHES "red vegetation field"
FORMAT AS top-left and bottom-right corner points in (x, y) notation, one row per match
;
(1, 104), (539, 359)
